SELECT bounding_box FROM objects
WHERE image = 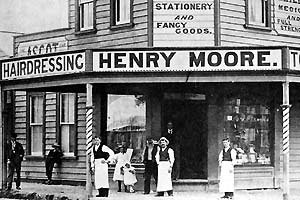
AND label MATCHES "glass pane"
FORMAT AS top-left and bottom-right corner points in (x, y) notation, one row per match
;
(61, 125), (75, 154)
(116, 0), (130, 24)
(31, 126), (43, 155)
(61, 93), (75, 123)
(248, 0), (263, 25)
(31, 96), (43, 124)
(80, 2), (93, 29)
(107, 94), (146, 163)
(223, 98), (271, 165)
